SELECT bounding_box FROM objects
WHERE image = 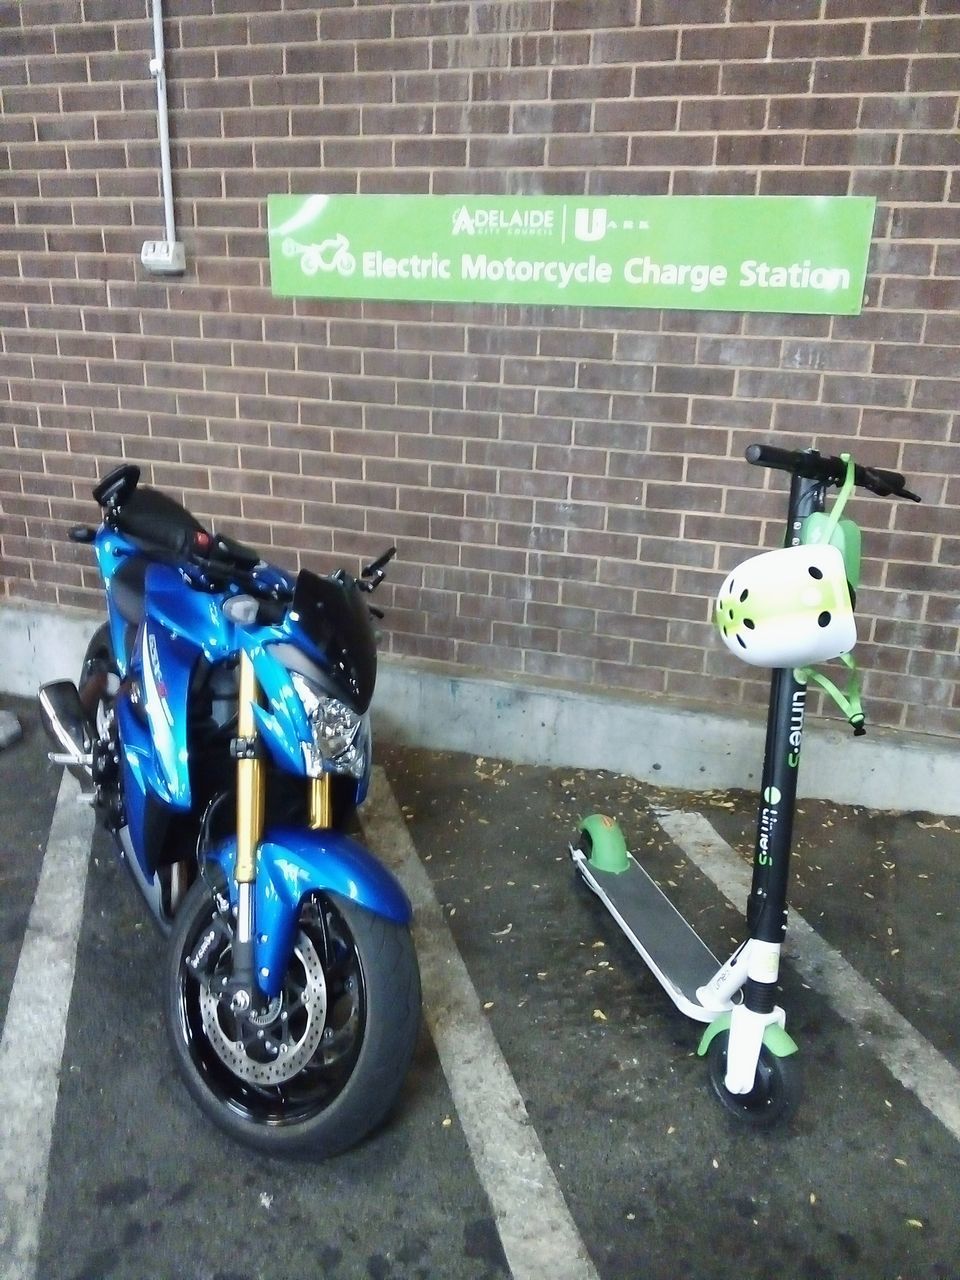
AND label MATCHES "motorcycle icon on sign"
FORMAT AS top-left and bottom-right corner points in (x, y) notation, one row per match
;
(282, 233), (357, 278)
